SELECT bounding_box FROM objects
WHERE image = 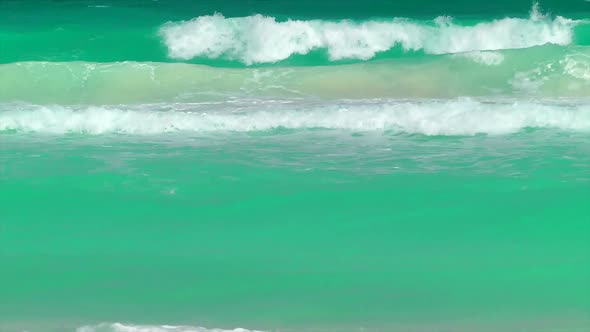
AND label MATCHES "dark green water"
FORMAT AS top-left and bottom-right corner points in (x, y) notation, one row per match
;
(1, 1), (590, 332)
